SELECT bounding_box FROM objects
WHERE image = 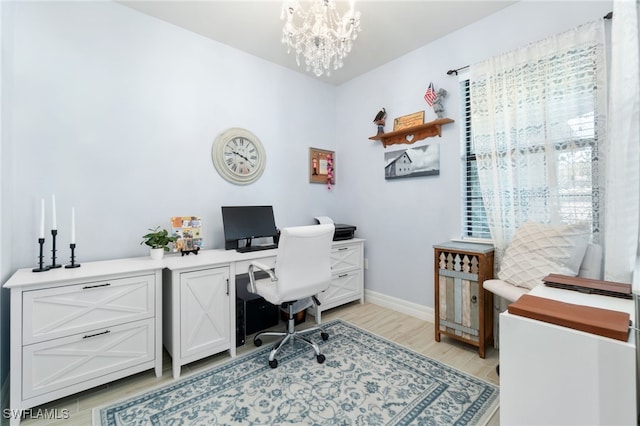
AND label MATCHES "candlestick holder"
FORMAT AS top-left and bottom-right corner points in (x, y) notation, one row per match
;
(49, 229), (62, 269)
(65, 243), (81, 269)
(33, 238), (51, 273)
